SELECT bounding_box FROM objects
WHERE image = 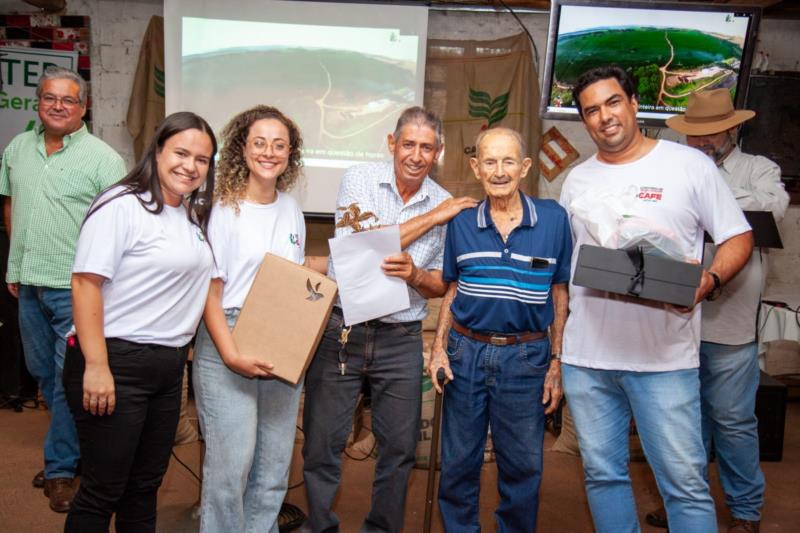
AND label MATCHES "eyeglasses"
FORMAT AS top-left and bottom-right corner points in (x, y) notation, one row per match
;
(247, 138), (291, 156)
(40, 94), (82, 108)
